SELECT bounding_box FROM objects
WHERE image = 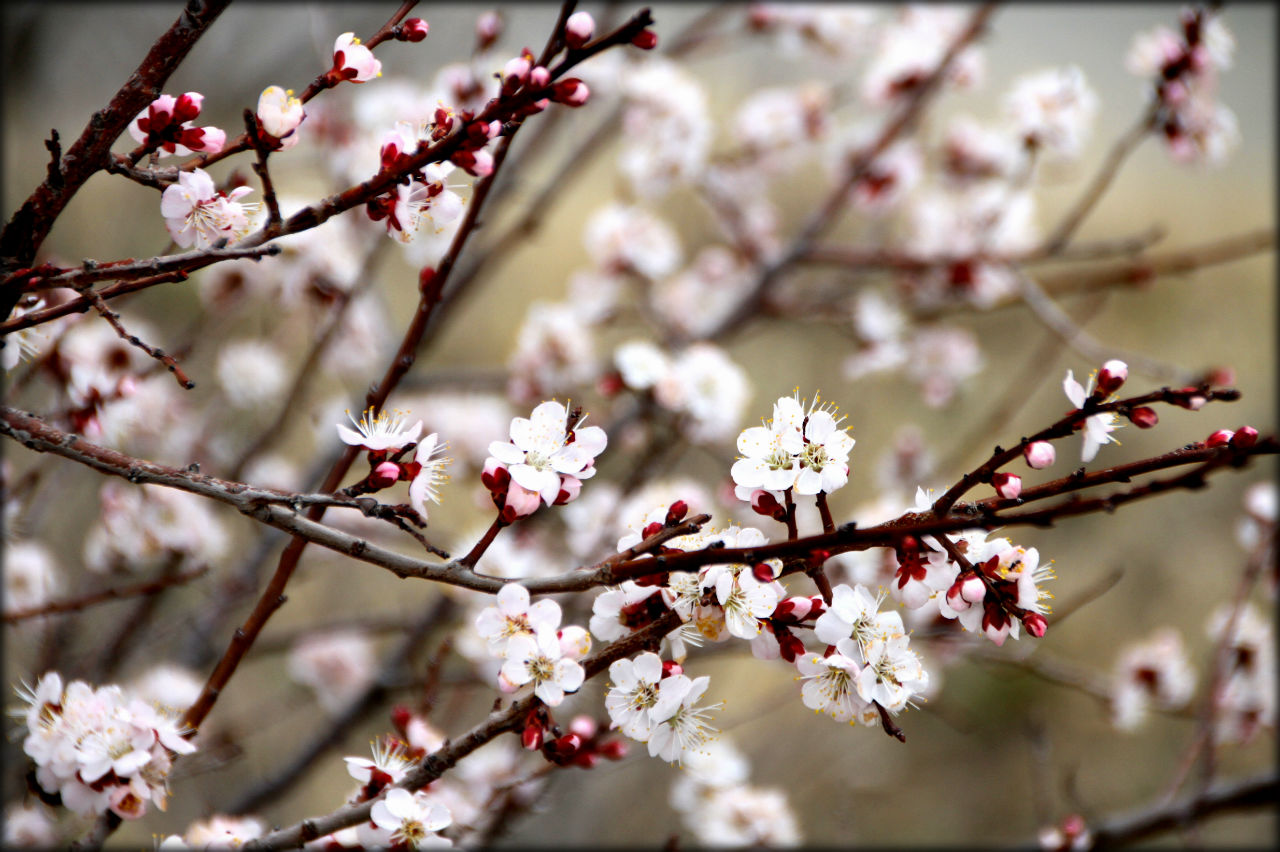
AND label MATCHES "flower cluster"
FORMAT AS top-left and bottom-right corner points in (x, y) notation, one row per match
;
(604, 652), (723, 765)
(336, 406), (450, 521)
(731, 392), (855, 506)
(366, 122), (465, 244)
(1109, 627), (1196, 731)
(475, 583), (588, 707)
(160, 169), (259, 250)
(1127, 7), (1238, 165)
(1063, 359), (1127, 462)
(17, 672), (197, 820)
(127, 92), (225, 157)
(482, 400), (606, 522)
